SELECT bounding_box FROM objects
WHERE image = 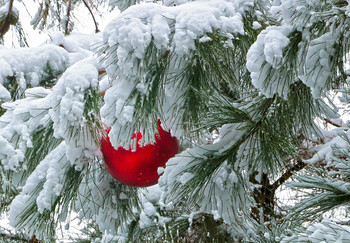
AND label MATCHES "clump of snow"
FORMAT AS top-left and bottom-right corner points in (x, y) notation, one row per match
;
(298, 32), (337, 98)
(263, 29), (290, 67)
(252, 21), (262, 29)
(277, 0), (323, 31)
(173, 1), (245, 55)
(179, 172), (194, 185)
(0, 87), (51, 171)
(0, 44), (69, 99)
(9, 144), (68, 228)
(307, 129), (349, 165)
(49, 32), (103, 67)
(48, 57), (101, 167)
(139, 202), (157, 228)
(246, 26), (293, 98)
(100, 78), (136, 149)
(36, 143), (70, 213)
(281, 218), (350, 242)
(49, 57), (98, 134)
(0, 135), (24, 170)
(103, 0), (246, 58)
(0, 2), (10, 14)
(0, 83), (10, 101)
(136, 185), (172, 230)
